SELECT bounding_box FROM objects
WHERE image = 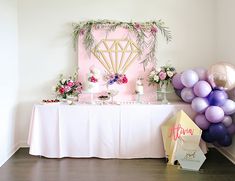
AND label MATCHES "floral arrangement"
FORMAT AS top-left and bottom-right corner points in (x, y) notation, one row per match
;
(148, 65), (176, 87)
(72, 20), (171, 68)
(87, 65), (101, 83)
(55, 72), (82, 99)
(104, 73), (128, 85)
